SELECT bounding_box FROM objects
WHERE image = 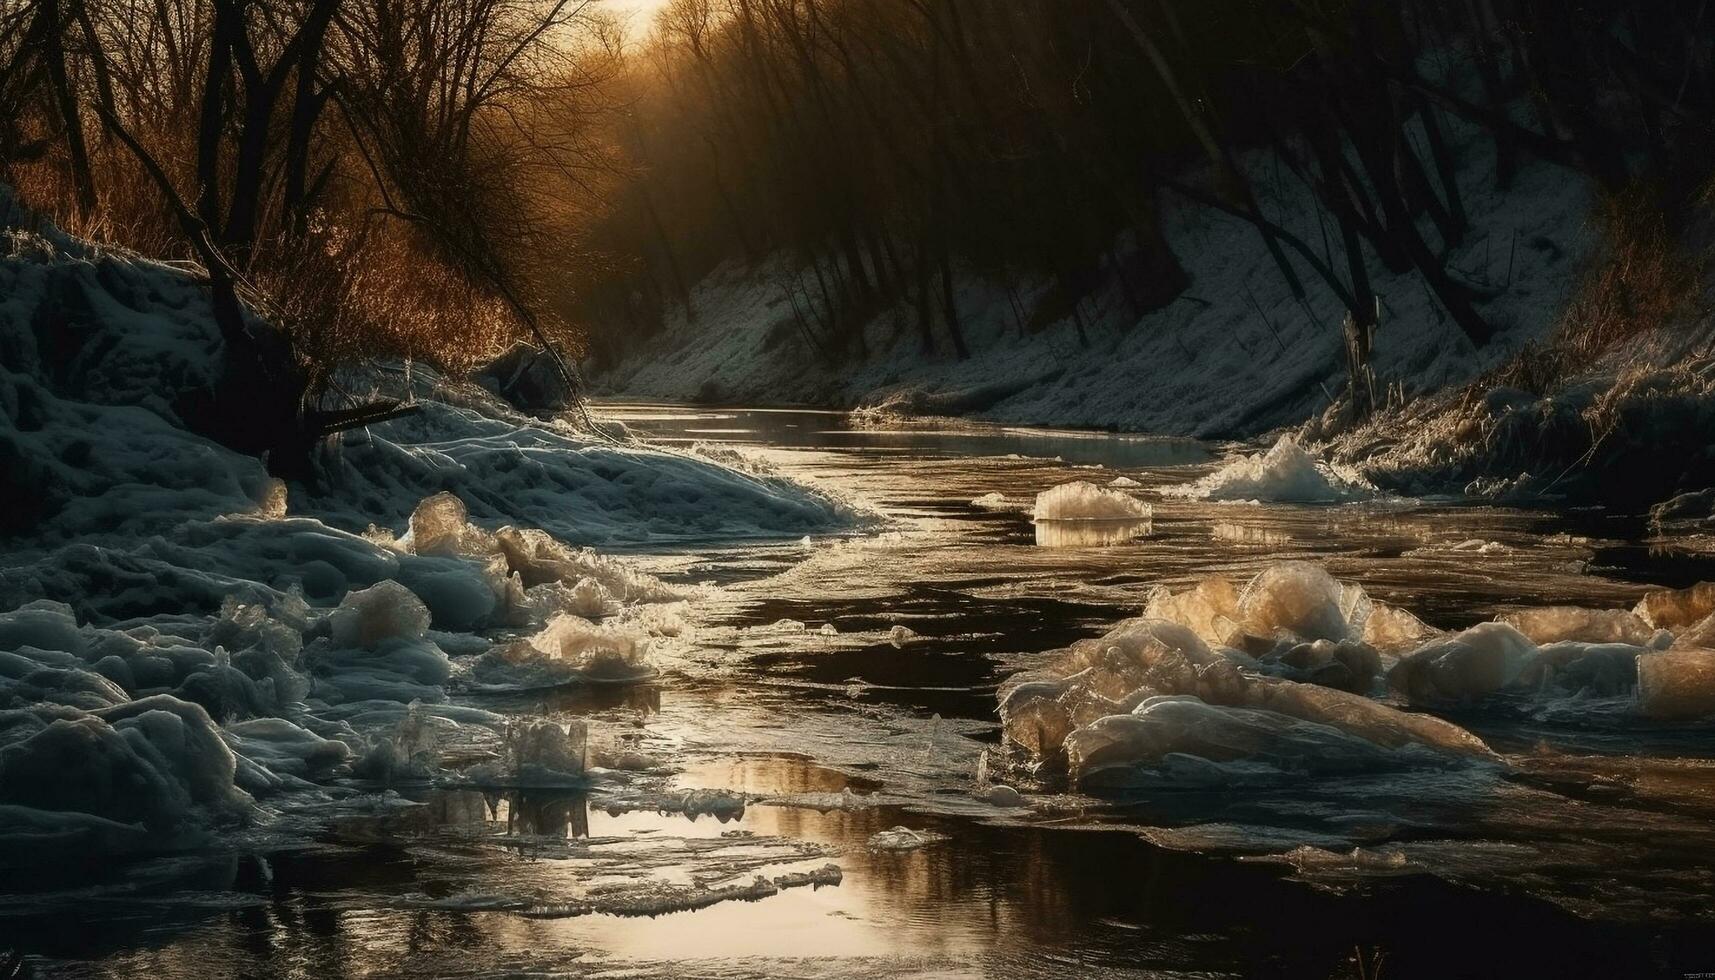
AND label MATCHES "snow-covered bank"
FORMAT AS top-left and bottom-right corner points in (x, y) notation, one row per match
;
(1320, 349), (1715, 508)
(0, 202), (860, 860)
(593, 143), (1593, 439)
